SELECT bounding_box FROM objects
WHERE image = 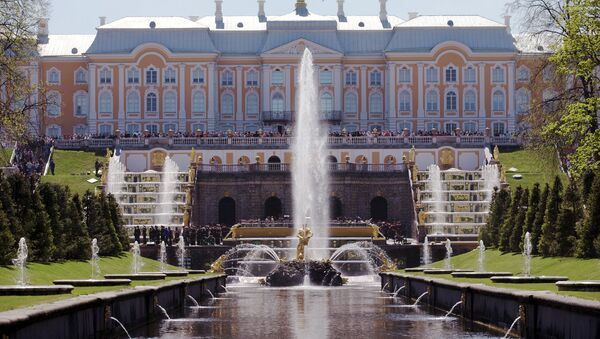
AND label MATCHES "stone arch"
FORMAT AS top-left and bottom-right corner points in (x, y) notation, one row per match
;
(238, 156), (251, 165)
(218, 197), (236, 226)
(370, 197), (388, 221)
(264, 196), (283, 220)
(210, 156), (223, 165)
(330, 196), (343, 220)
(355, 155), (368, 164)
